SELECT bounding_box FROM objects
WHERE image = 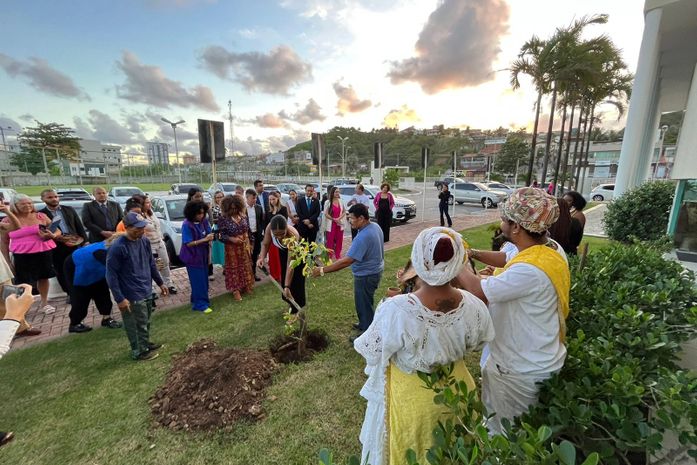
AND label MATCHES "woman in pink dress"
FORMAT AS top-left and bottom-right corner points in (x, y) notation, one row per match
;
(322, 187), (347, 259)
(217, 195), (254, 301)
